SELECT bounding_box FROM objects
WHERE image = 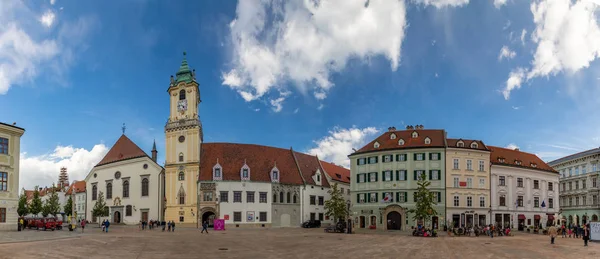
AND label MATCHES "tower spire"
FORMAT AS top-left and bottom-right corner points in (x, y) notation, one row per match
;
(174, 51), (194, 84)
(151, 139), (157, 162)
